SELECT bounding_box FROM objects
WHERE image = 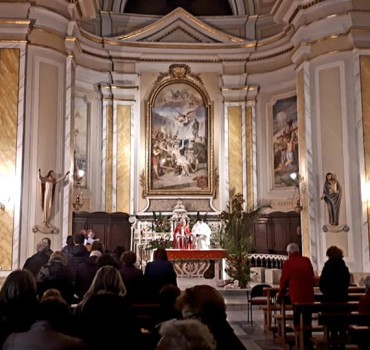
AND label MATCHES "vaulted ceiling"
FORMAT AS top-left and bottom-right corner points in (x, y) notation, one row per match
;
(96, 0), (277, 16)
